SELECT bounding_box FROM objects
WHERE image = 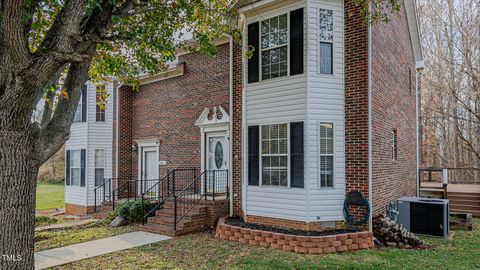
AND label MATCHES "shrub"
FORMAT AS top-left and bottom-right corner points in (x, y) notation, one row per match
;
(114, 200), (152, 223)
